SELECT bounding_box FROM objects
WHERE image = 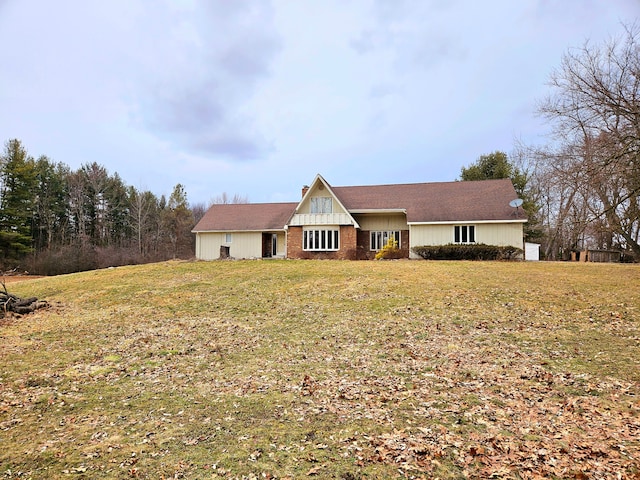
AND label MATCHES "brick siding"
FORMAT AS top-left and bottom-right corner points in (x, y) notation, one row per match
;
(287, 226), (303, 258)
(287, 227), (409, 260)
(287, 225), (358, 260)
